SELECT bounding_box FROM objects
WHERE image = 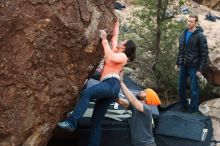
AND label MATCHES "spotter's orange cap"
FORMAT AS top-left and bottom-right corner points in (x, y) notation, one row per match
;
(144, 88), (161, 106)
